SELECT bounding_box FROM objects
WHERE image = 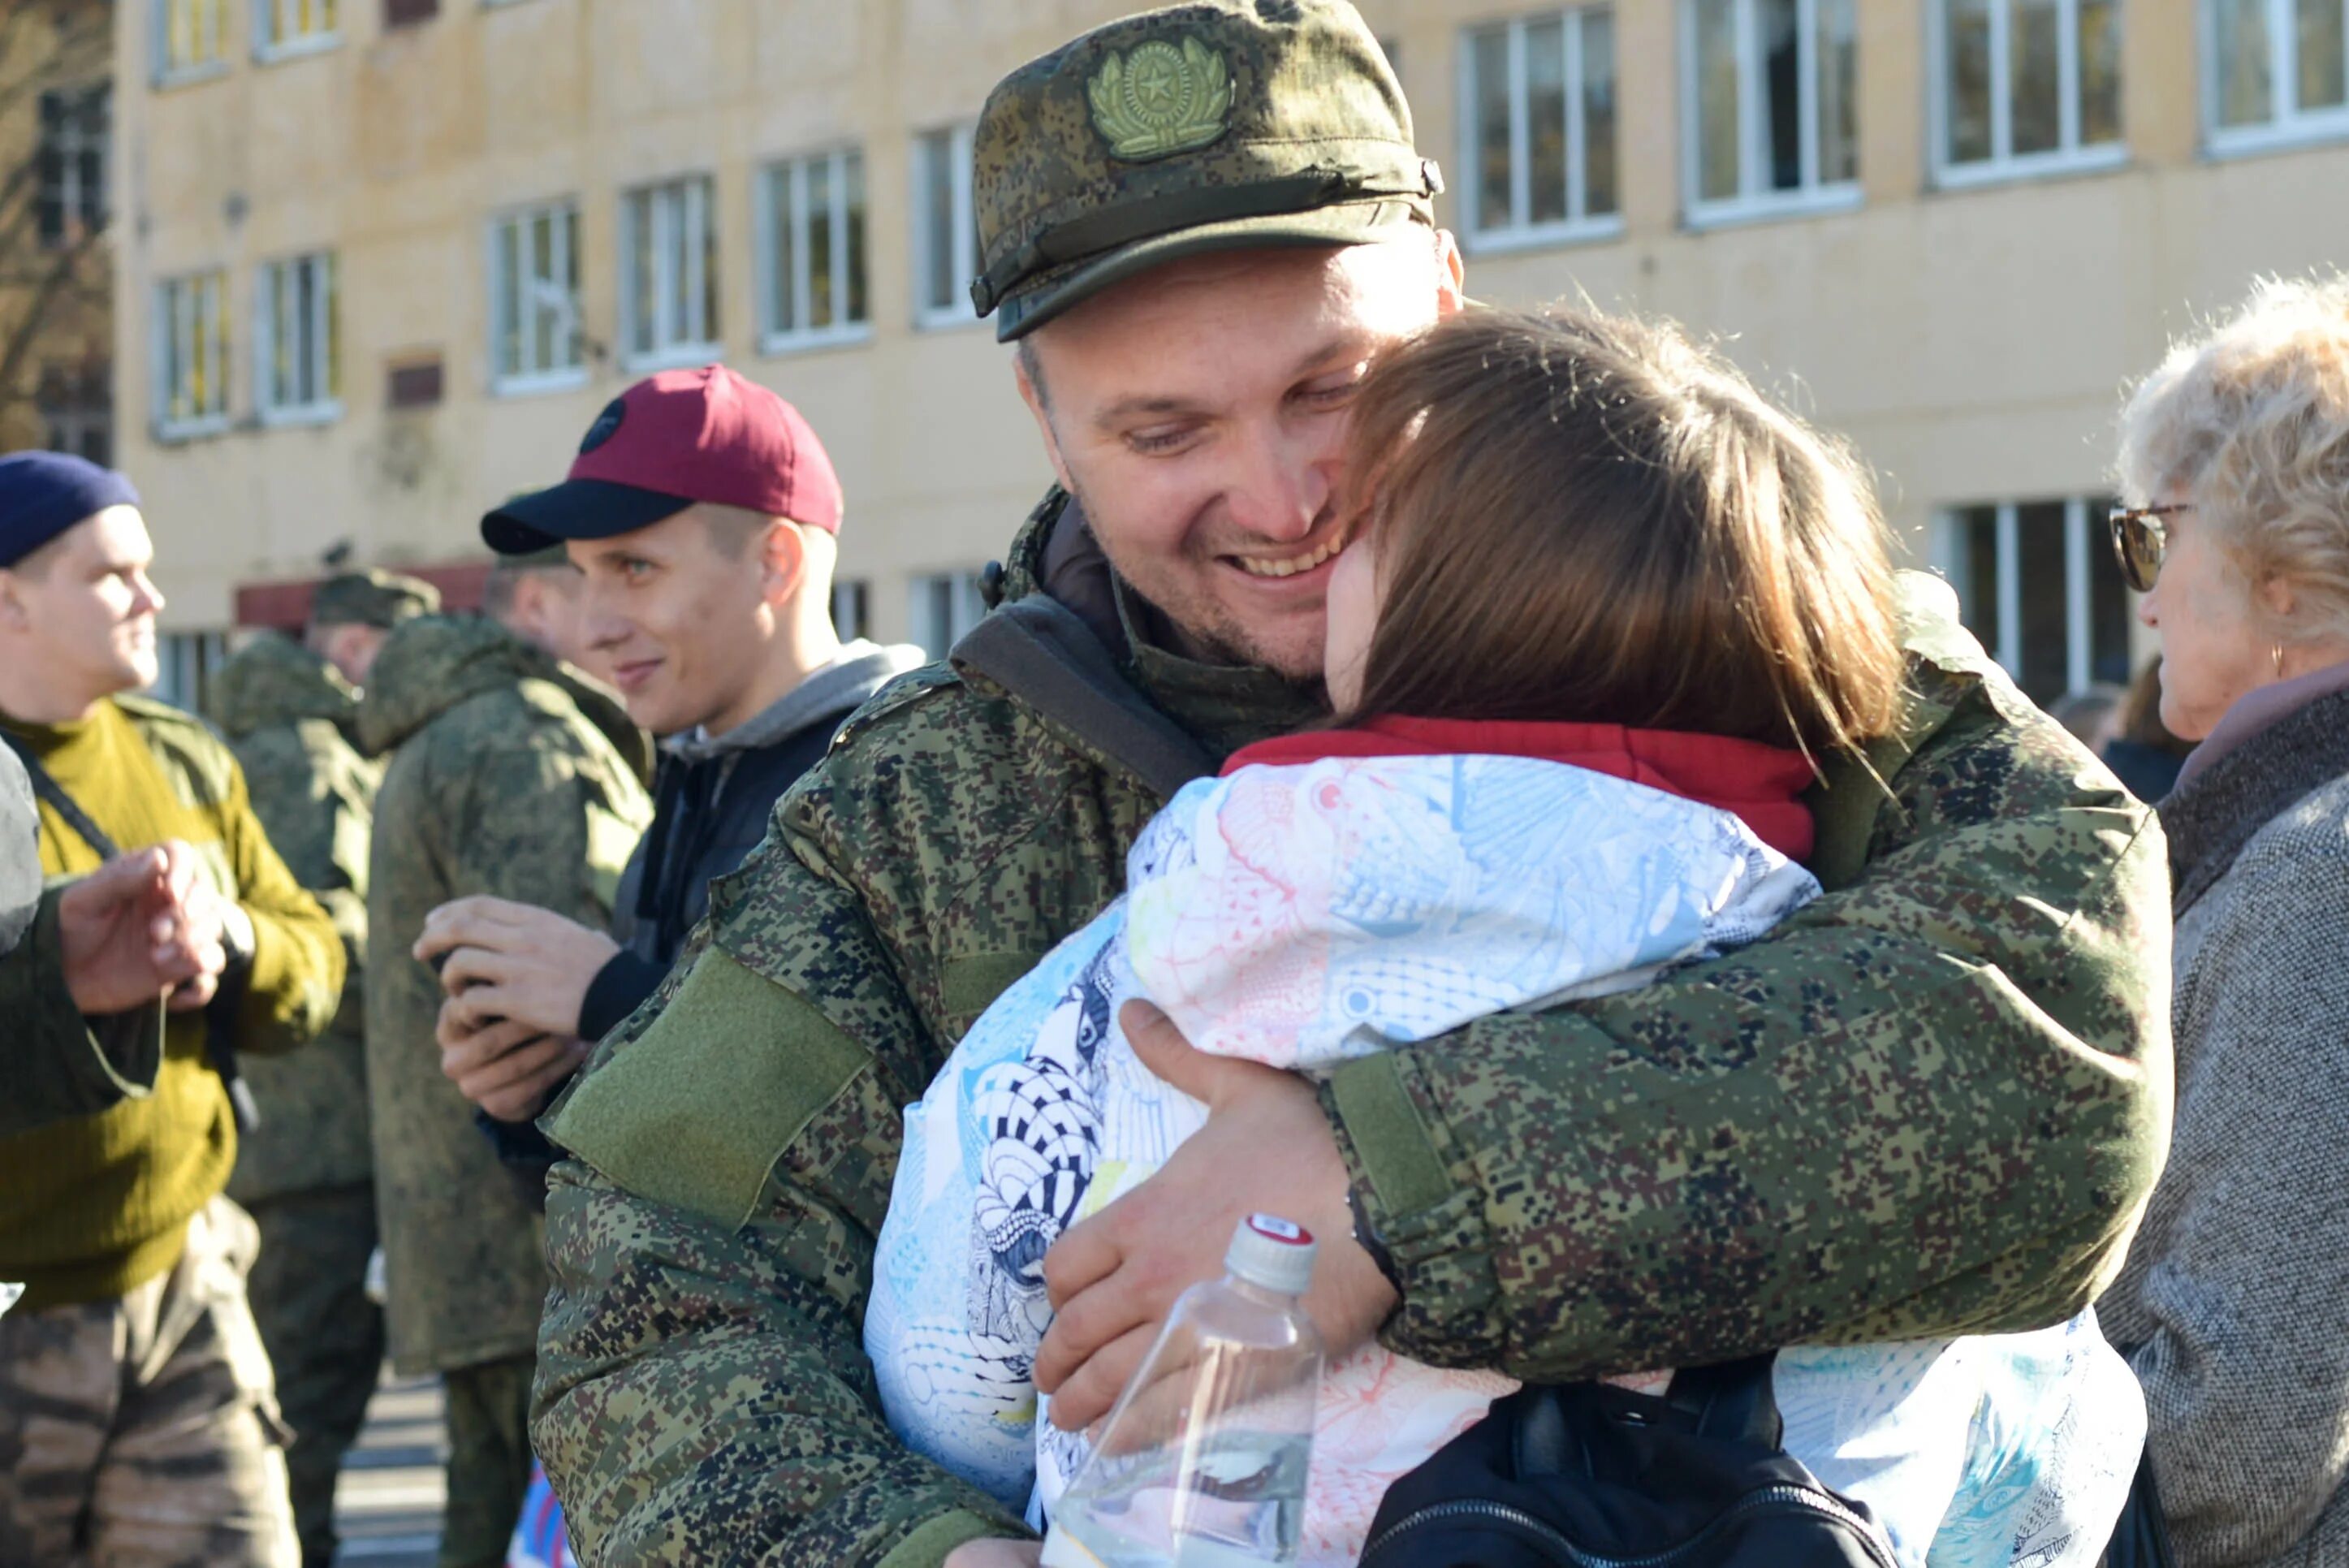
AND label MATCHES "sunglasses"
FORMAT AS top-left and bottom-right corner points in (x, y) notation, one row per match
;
(2108, 503), (2191, 594)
